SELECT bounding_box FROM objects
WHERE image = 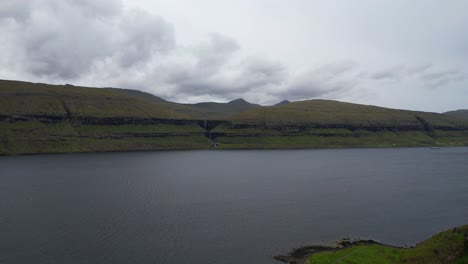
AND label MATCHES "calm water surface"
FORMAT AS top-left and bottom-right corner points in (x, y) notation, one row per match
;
(0, 148), (467, 264)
